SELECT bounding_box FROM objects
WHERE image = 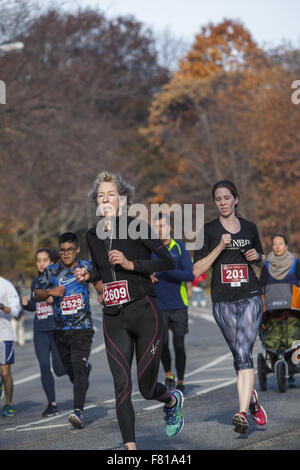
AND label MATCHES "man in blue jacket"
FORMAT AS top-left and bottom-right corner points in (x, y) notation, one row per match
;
(152, 213), (194, 394)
